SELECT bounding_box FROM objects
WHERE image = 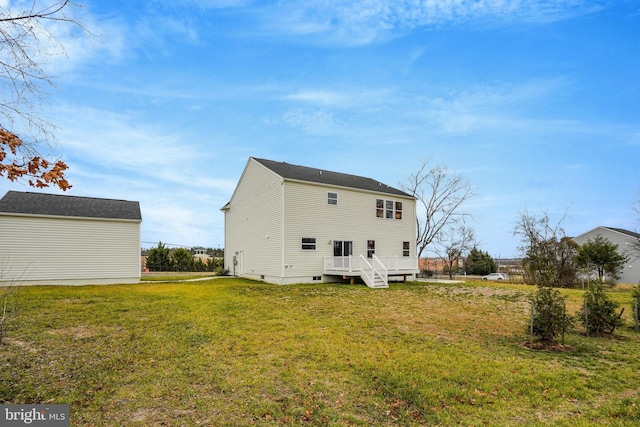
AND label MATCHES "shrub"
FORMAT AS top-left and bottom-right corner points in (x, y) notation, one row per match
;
(145, 242), (172, 271)
(529, 285), (573, 342)
(170, 248), (194, 272)
(465, 247), (497, 275)
(632, 284), (640, 331)
(577, 280), (624, 335)
(214, 266), (229, 276)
